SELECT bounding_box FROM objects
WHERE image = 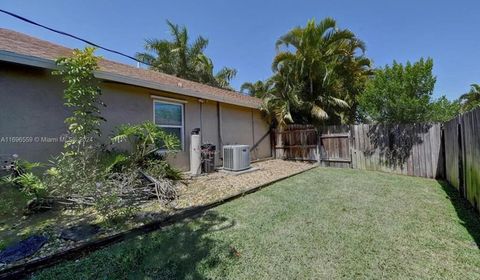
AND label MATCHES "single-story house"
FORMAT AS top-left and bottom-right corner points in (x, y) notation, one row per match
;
(0, 29), (271, 170)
